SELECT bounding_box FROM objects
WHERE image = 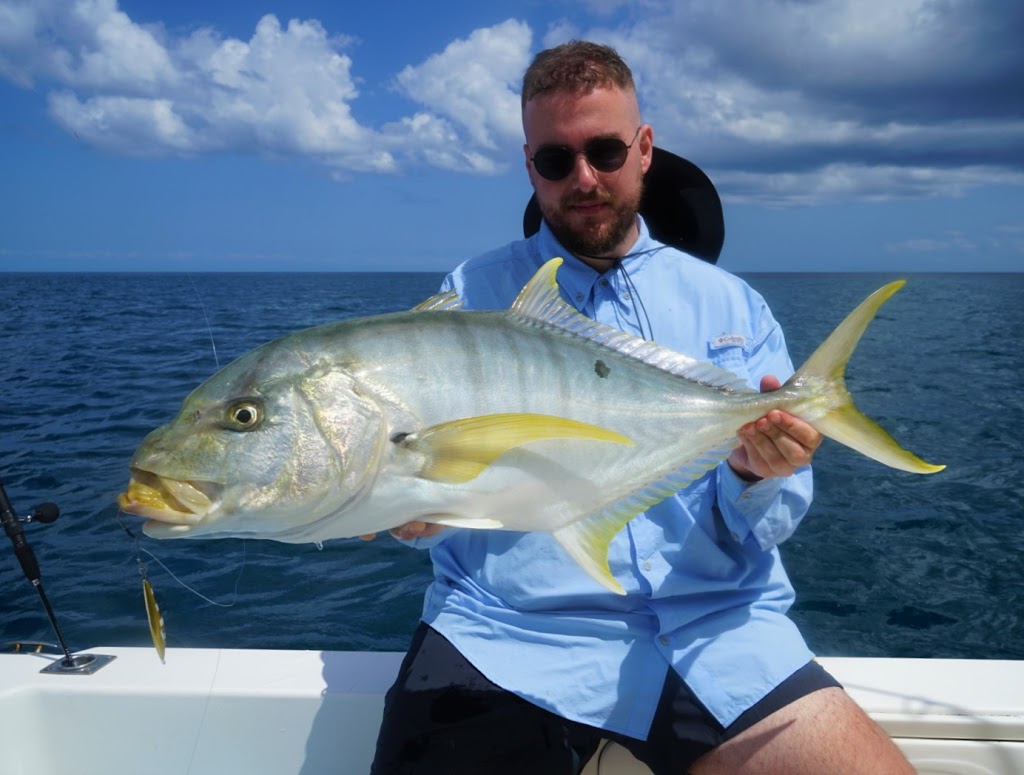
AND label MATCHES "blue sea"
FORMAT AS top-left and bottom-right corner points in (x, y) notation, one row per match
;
(1, 271), (1021, 660)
